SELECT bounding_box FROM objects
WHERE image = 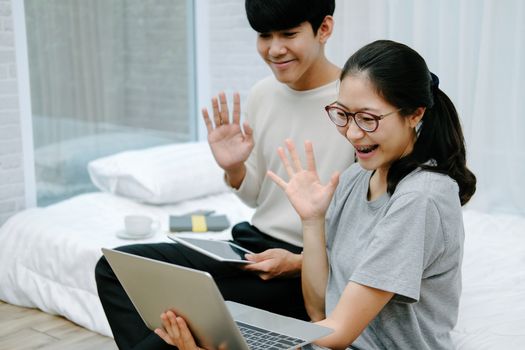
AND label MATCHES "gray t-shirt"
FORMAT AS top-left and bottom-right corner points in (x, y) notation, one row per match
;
(325, 164), (464, 350)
